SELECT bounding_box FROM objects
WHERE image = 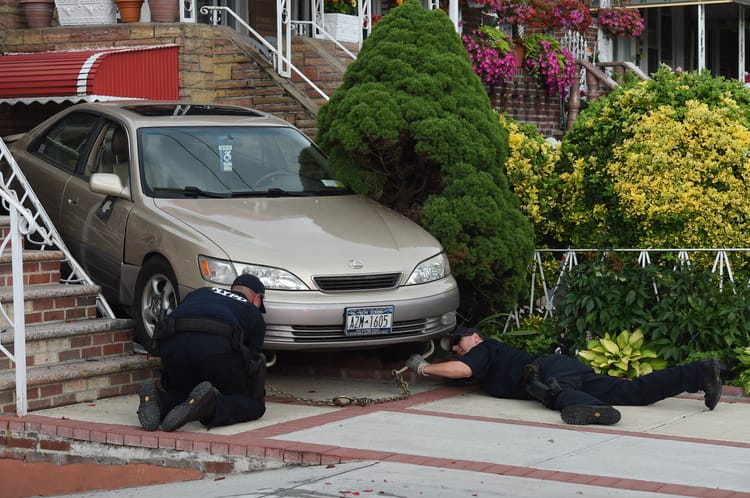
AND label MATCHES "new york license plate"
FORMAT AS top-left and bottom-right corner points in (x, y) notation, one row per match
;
(345, 306), (394, 336)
